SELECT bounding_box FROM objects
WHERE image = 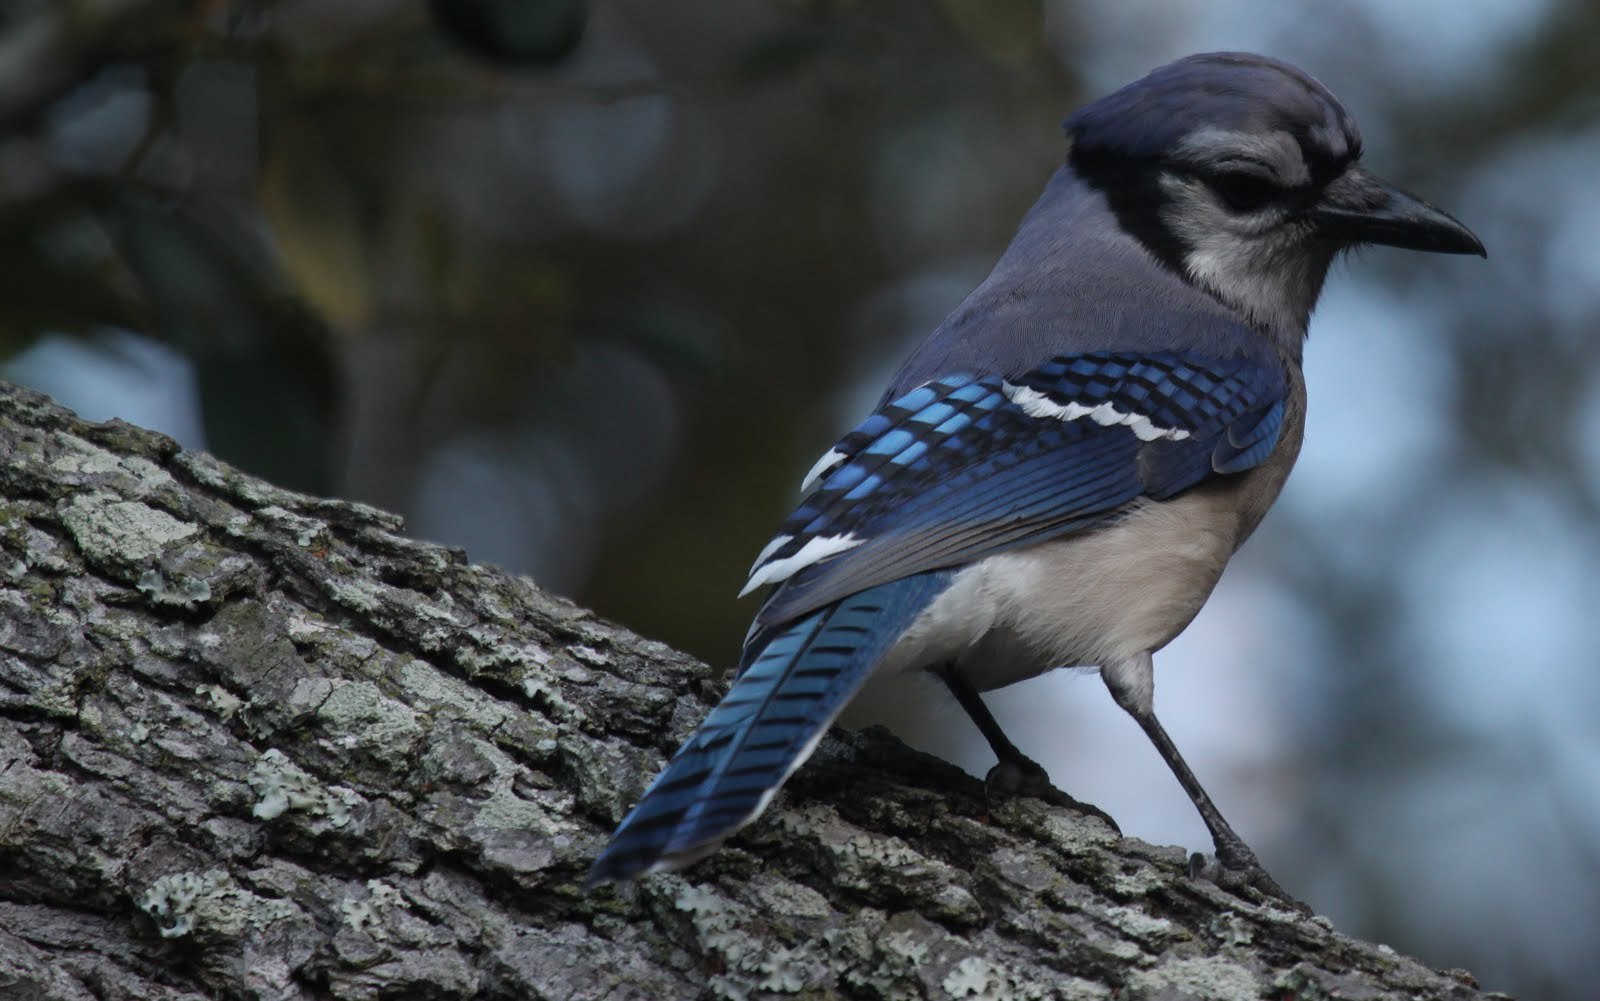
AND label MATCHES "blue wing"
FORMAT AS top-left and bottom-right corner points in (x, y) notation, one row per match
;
(588, 349), (1285, 885)
(745, 350), (1286, 628)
